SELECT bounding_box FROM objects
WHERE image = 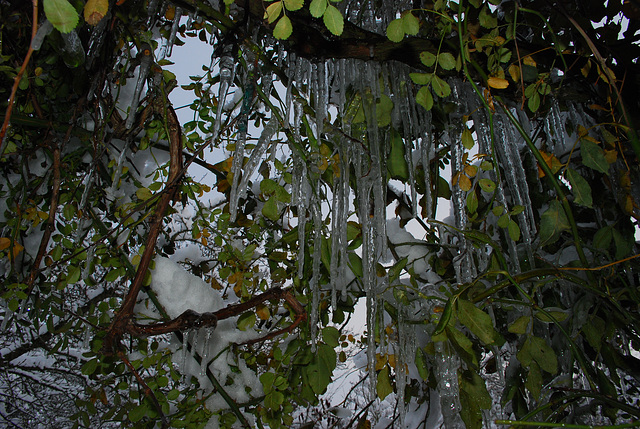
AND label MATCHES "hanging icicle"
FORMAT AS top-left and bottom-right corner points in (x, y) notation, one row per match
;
(309, 191), (322, 352)
(211, 44), (236, 143)
(125, 45), (153, 129)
